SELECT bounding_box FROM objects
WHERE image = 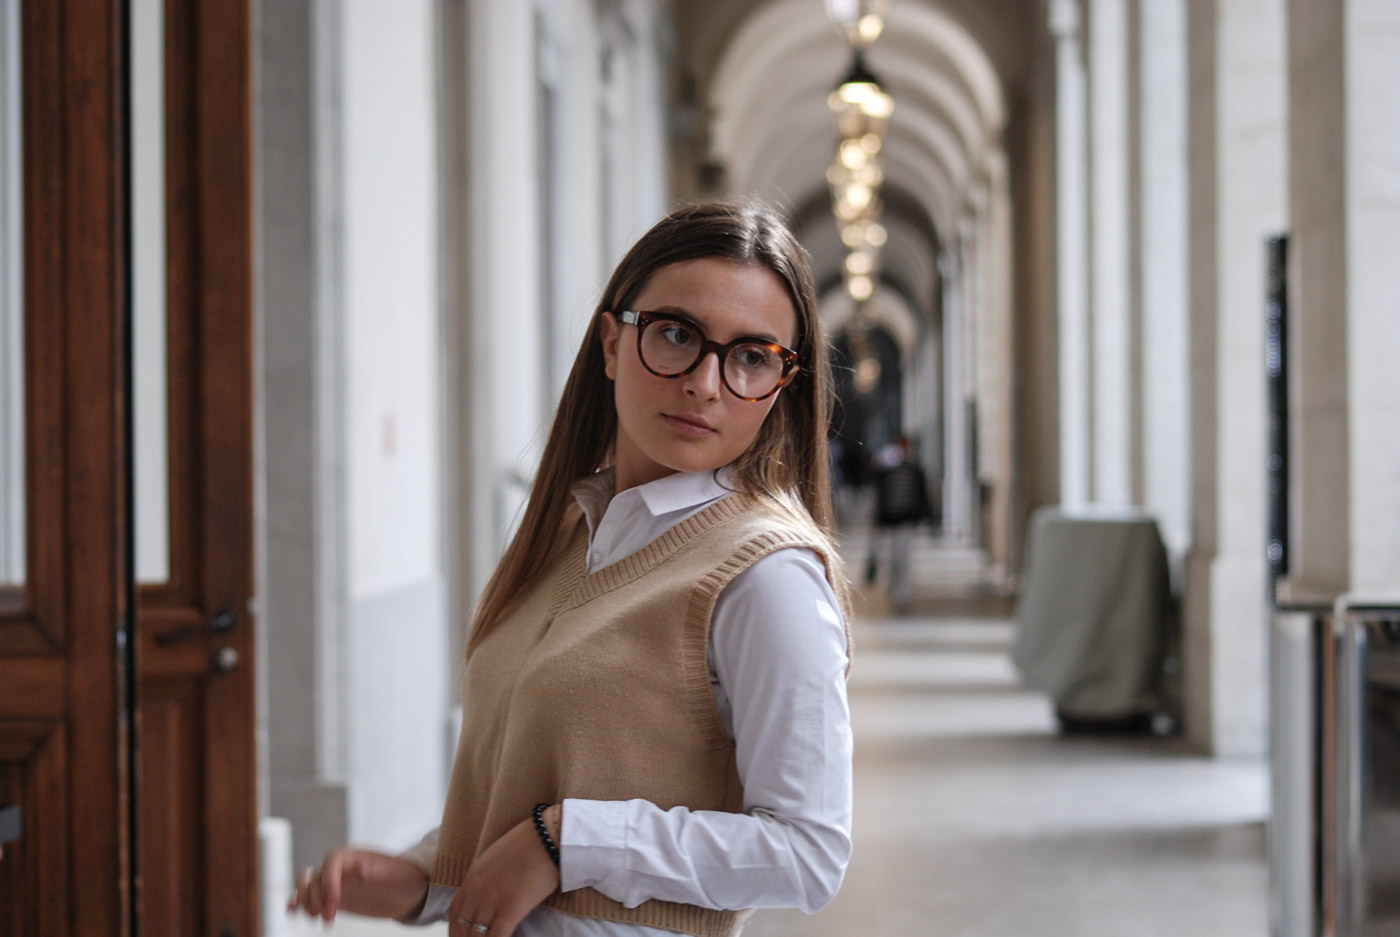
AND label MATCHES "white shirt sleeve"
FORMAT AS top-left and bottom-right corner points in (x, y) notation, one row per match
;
(559, 547), (853, 913)
(396, 828), (457, 924)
